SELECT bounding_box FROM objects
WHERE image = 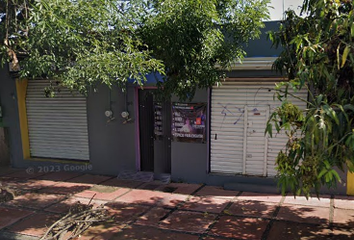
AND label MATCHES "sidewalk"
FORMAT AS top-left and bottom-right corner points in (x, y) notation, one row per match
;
(0, 168), (353, 240)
